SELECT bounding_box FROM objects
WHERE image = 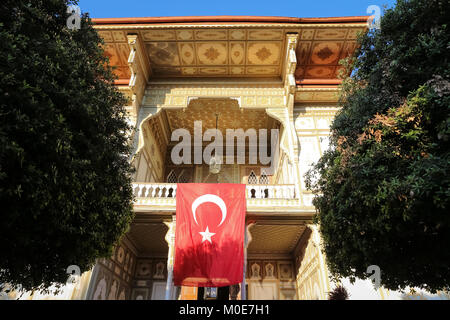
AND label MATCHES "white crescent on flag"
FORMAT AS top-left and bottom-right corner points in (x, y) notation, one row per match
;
(191, 194), (227, 227)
